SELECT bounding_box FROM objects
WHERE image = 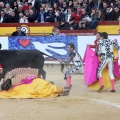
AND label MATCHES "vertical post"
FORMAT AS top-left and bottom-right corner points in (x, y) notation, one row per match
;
(118, 16), (120, 29)
(118, 16), (120, 34)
